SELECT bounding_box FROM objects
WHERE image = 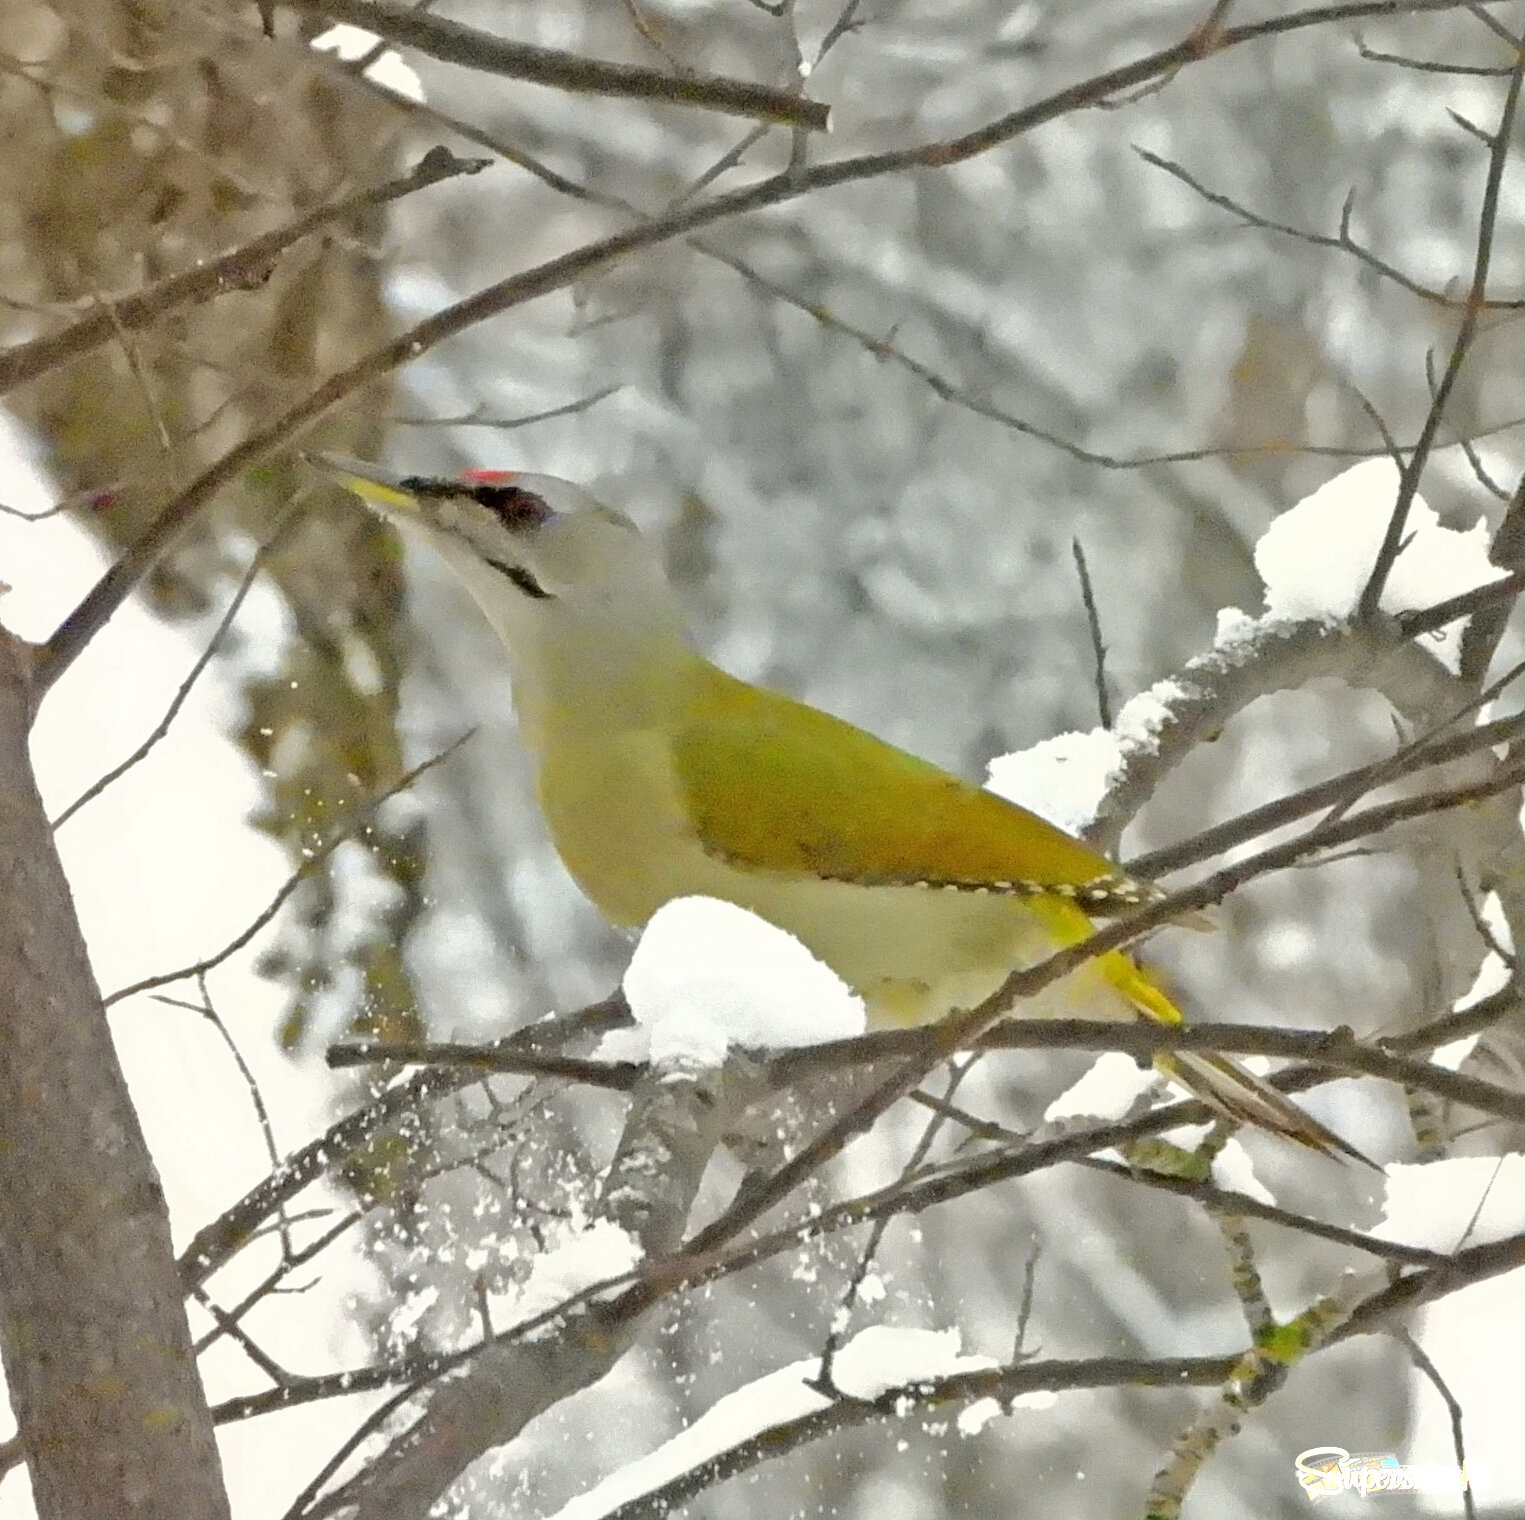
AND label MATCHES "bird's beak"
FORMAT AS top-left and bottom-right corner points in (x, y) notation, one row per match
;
(303, 452), (419, 518)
